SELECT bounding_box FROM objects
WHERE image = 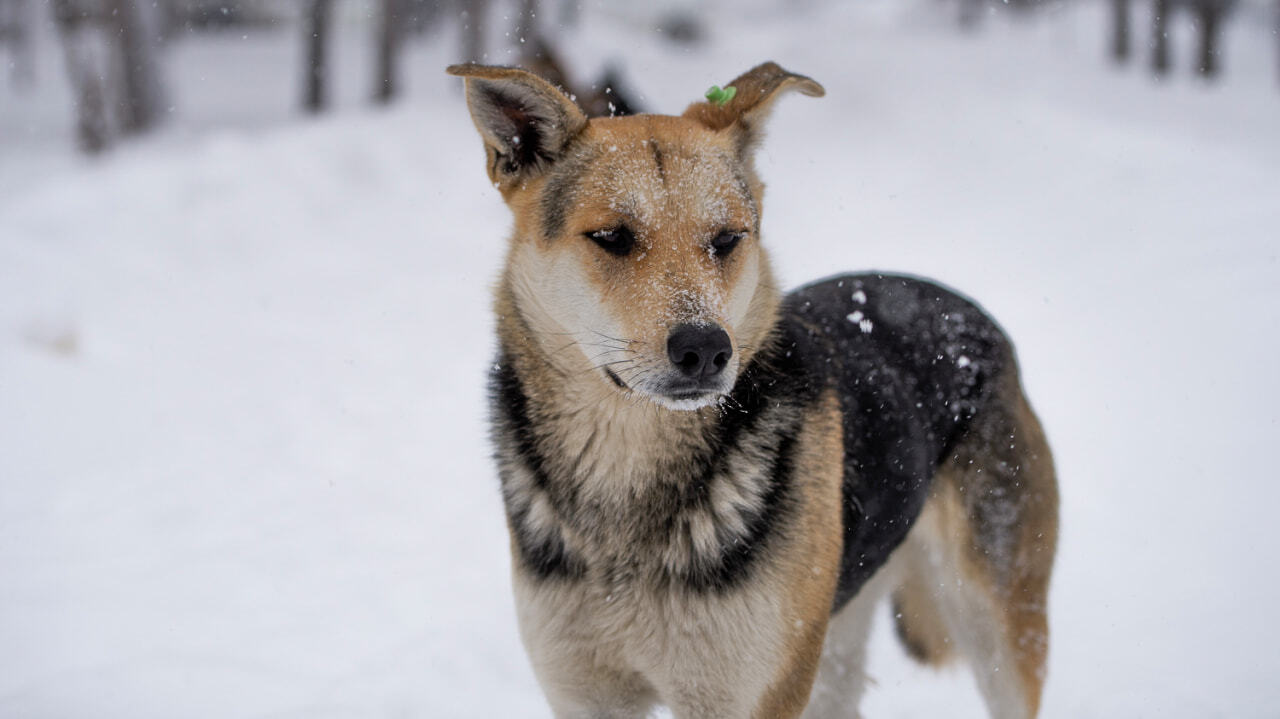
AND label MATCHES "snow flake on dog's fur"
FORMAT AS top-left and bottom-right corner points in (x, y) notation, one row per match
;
(846, 311), (873, 333)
